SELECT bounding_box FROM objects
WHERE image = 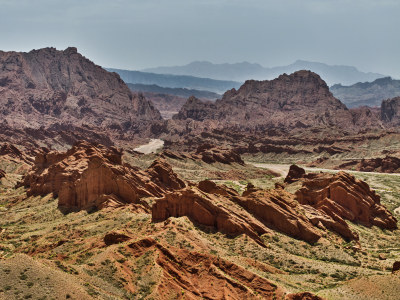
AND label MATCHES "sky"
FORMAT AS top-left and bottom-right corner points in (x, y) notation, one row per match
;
(0, 0), (399, 78)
